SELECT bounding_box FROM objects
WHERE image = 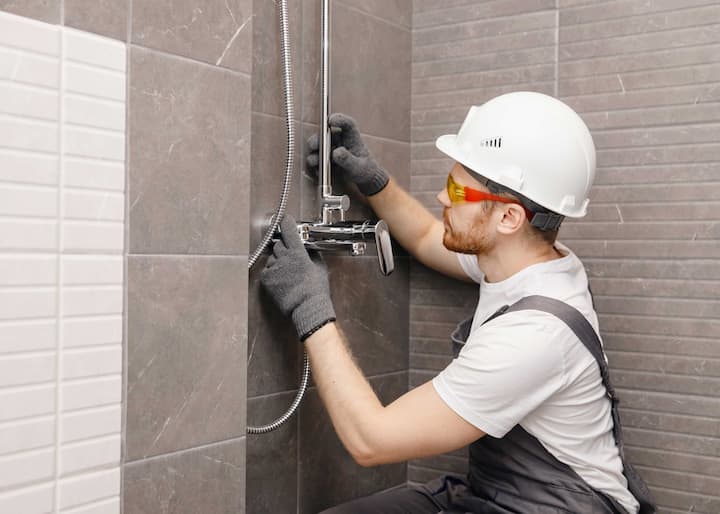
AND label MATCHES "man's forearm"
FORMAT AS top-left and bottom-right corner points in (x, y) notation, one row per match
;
(303, 321), (384, 466)
(367, 176), (439, 257)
